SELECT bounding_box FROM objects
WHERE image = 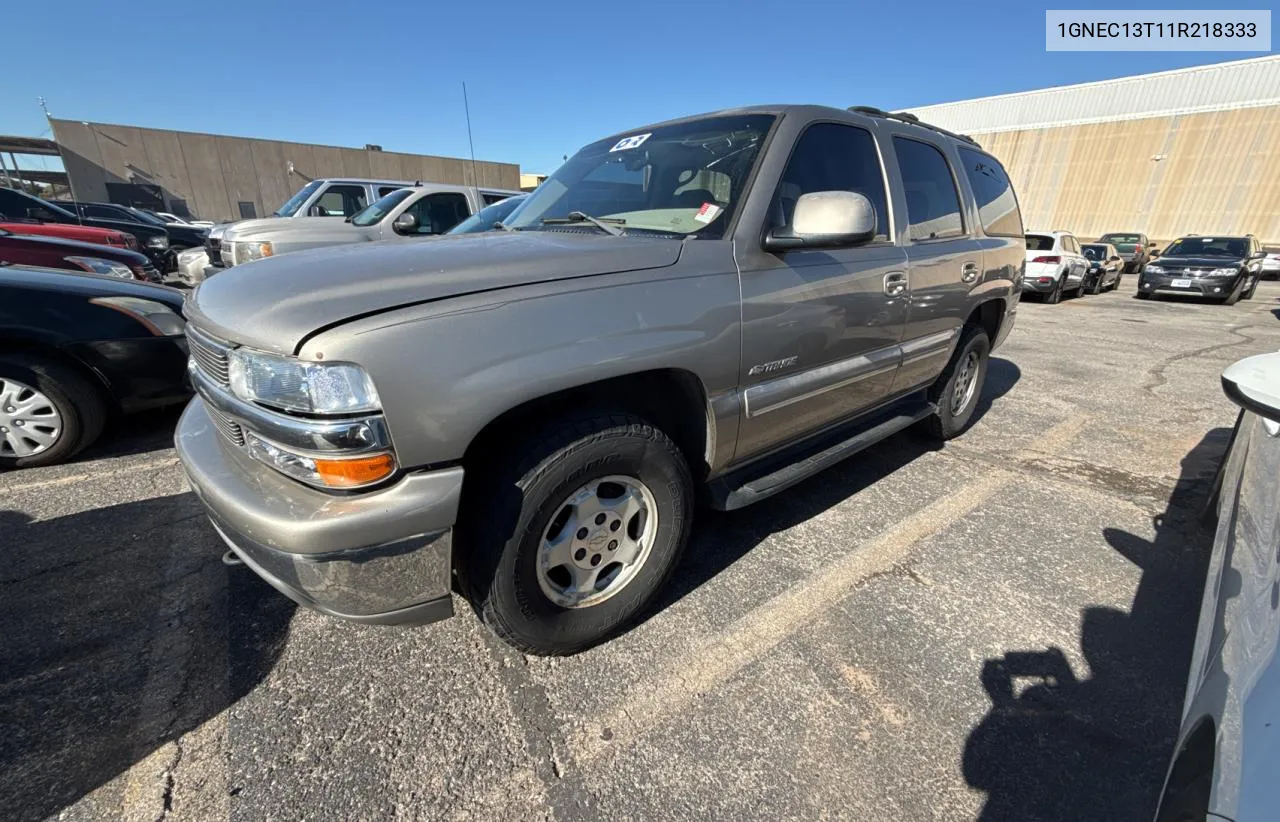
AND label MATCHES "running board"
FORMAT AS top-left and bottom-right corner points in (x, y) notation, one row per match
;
(707, 398), (937, 511)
